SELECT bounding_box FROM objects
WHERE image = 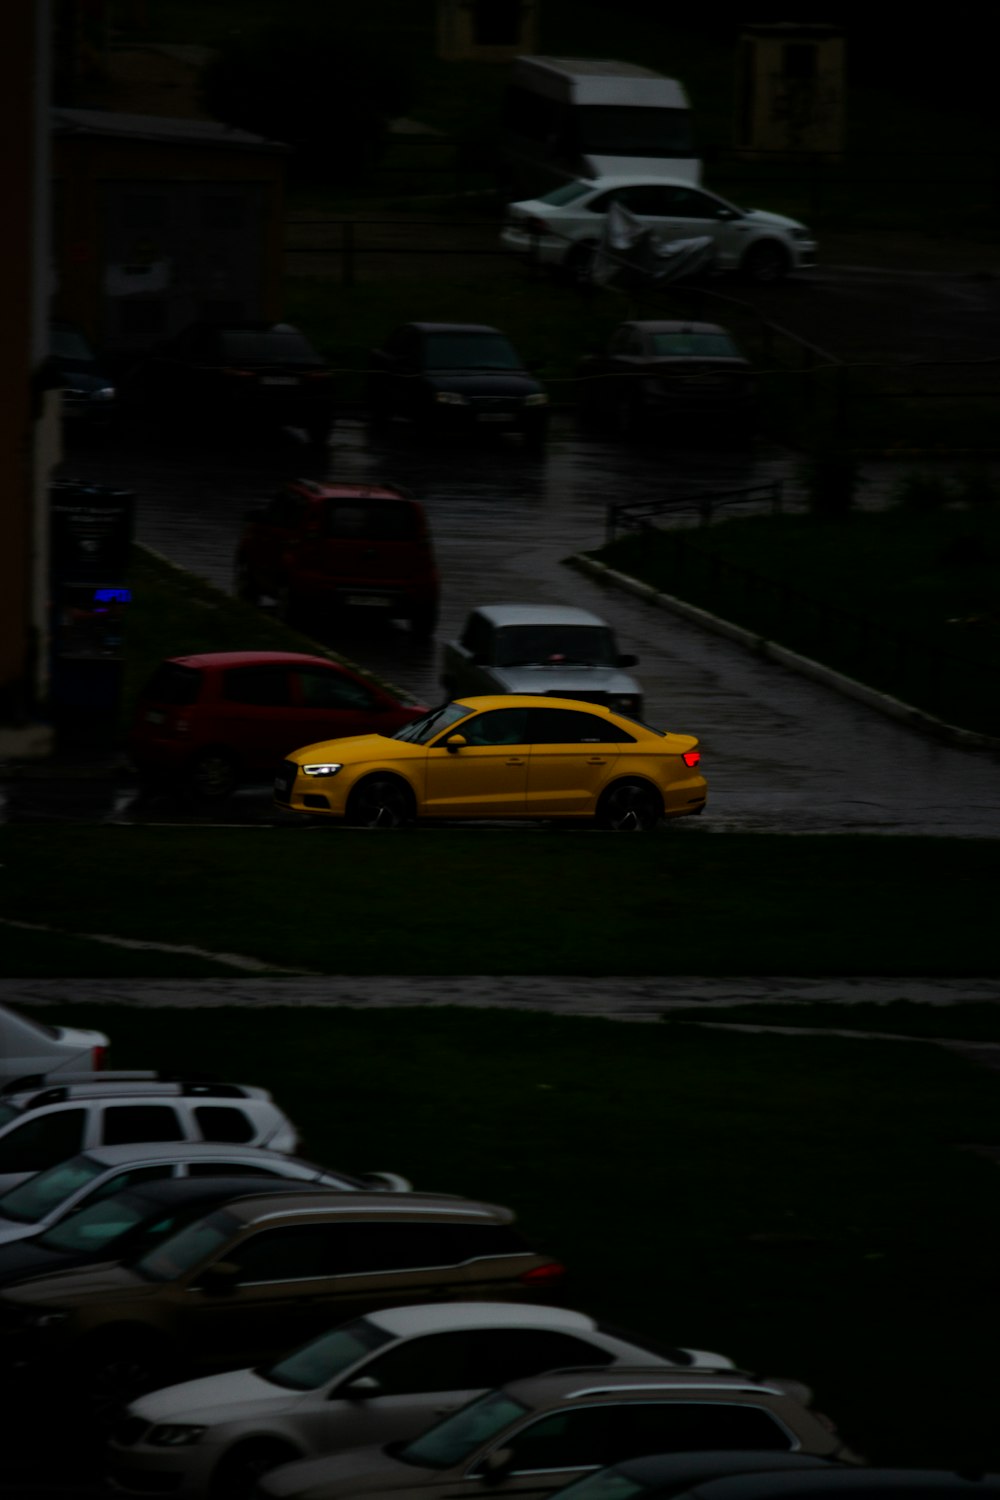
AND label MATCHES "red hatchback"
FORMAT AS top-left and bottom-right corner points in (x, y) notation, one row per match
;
(128, 651), (426, 800)
(236, 480), (440, 637)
